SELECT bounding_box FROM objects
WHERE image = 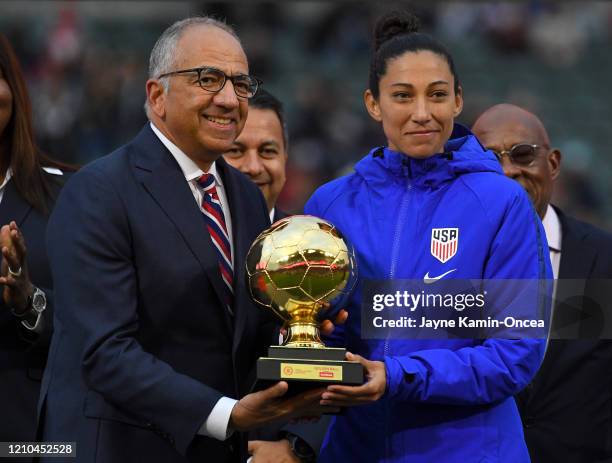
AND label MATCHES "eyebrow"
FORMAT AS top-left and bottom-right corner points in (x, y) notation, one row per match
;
(260, 140), (280, 147)
(232, 140), (280, 149)
(390, 80), (450, 88)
